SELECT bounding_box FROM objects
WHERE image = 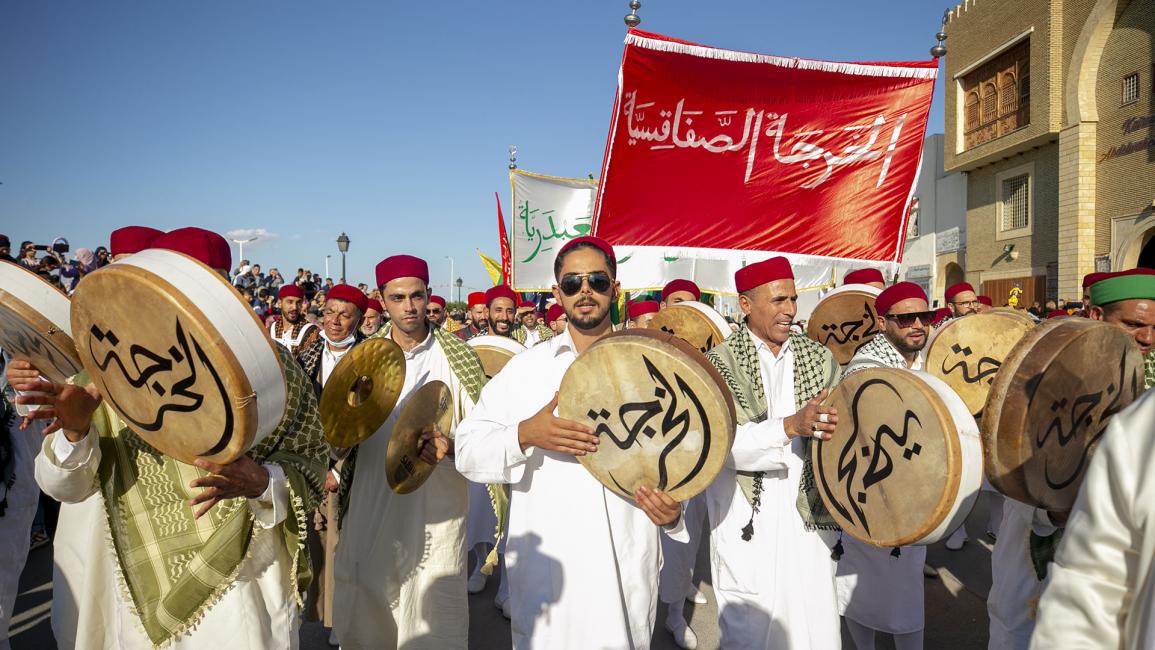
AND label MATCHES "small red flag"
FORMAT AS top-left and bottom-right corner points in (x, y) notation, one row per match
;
(496, 192), (512, 284)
